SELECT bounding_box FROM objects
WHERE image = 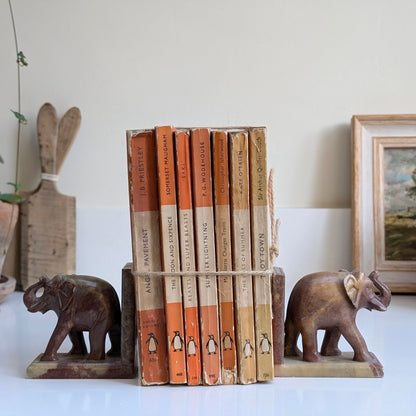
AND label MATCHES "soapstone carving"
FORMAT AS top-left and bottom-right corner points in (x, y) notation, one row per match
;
(284, 270), (391, 366)
(24, 274), (121, 361)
